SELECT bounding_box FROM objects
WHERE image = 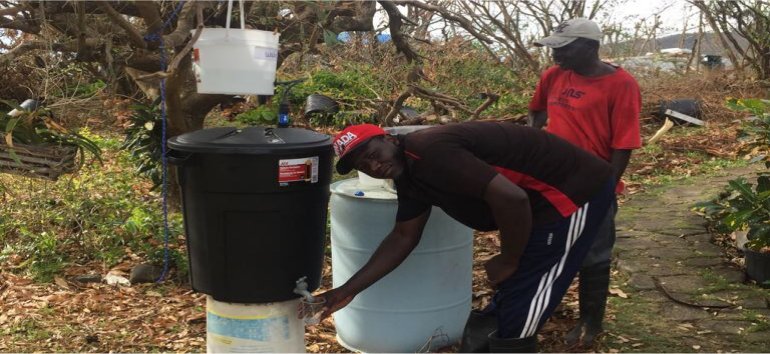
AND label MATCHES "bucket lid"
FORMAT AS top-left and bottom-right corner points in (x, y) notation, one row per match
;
(168, 127), (330, 154)
(330, 178), (397, 200)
